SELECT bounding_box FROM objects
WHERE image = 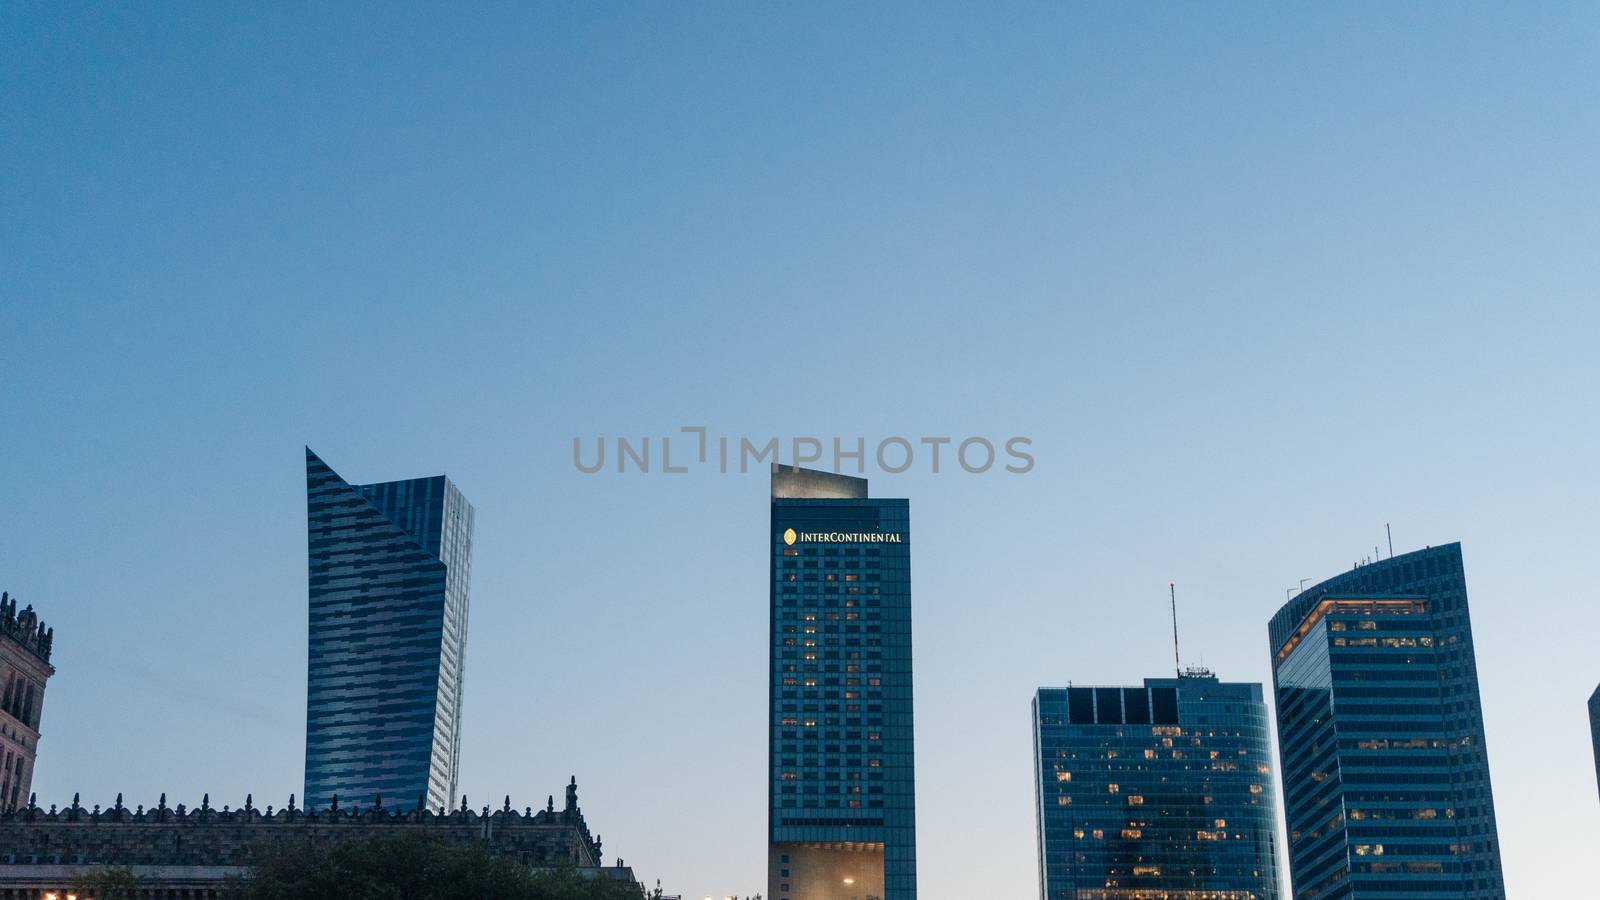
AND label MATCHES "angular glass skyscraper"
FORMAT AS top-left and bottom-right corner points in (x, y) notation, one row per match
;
(1269, 543), (1504, 899)
(304, 448), (474, 813)
(1033, 673), (1283, 900)
(1589, 684), (1600, 804)
(769, 465), (916, 900)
